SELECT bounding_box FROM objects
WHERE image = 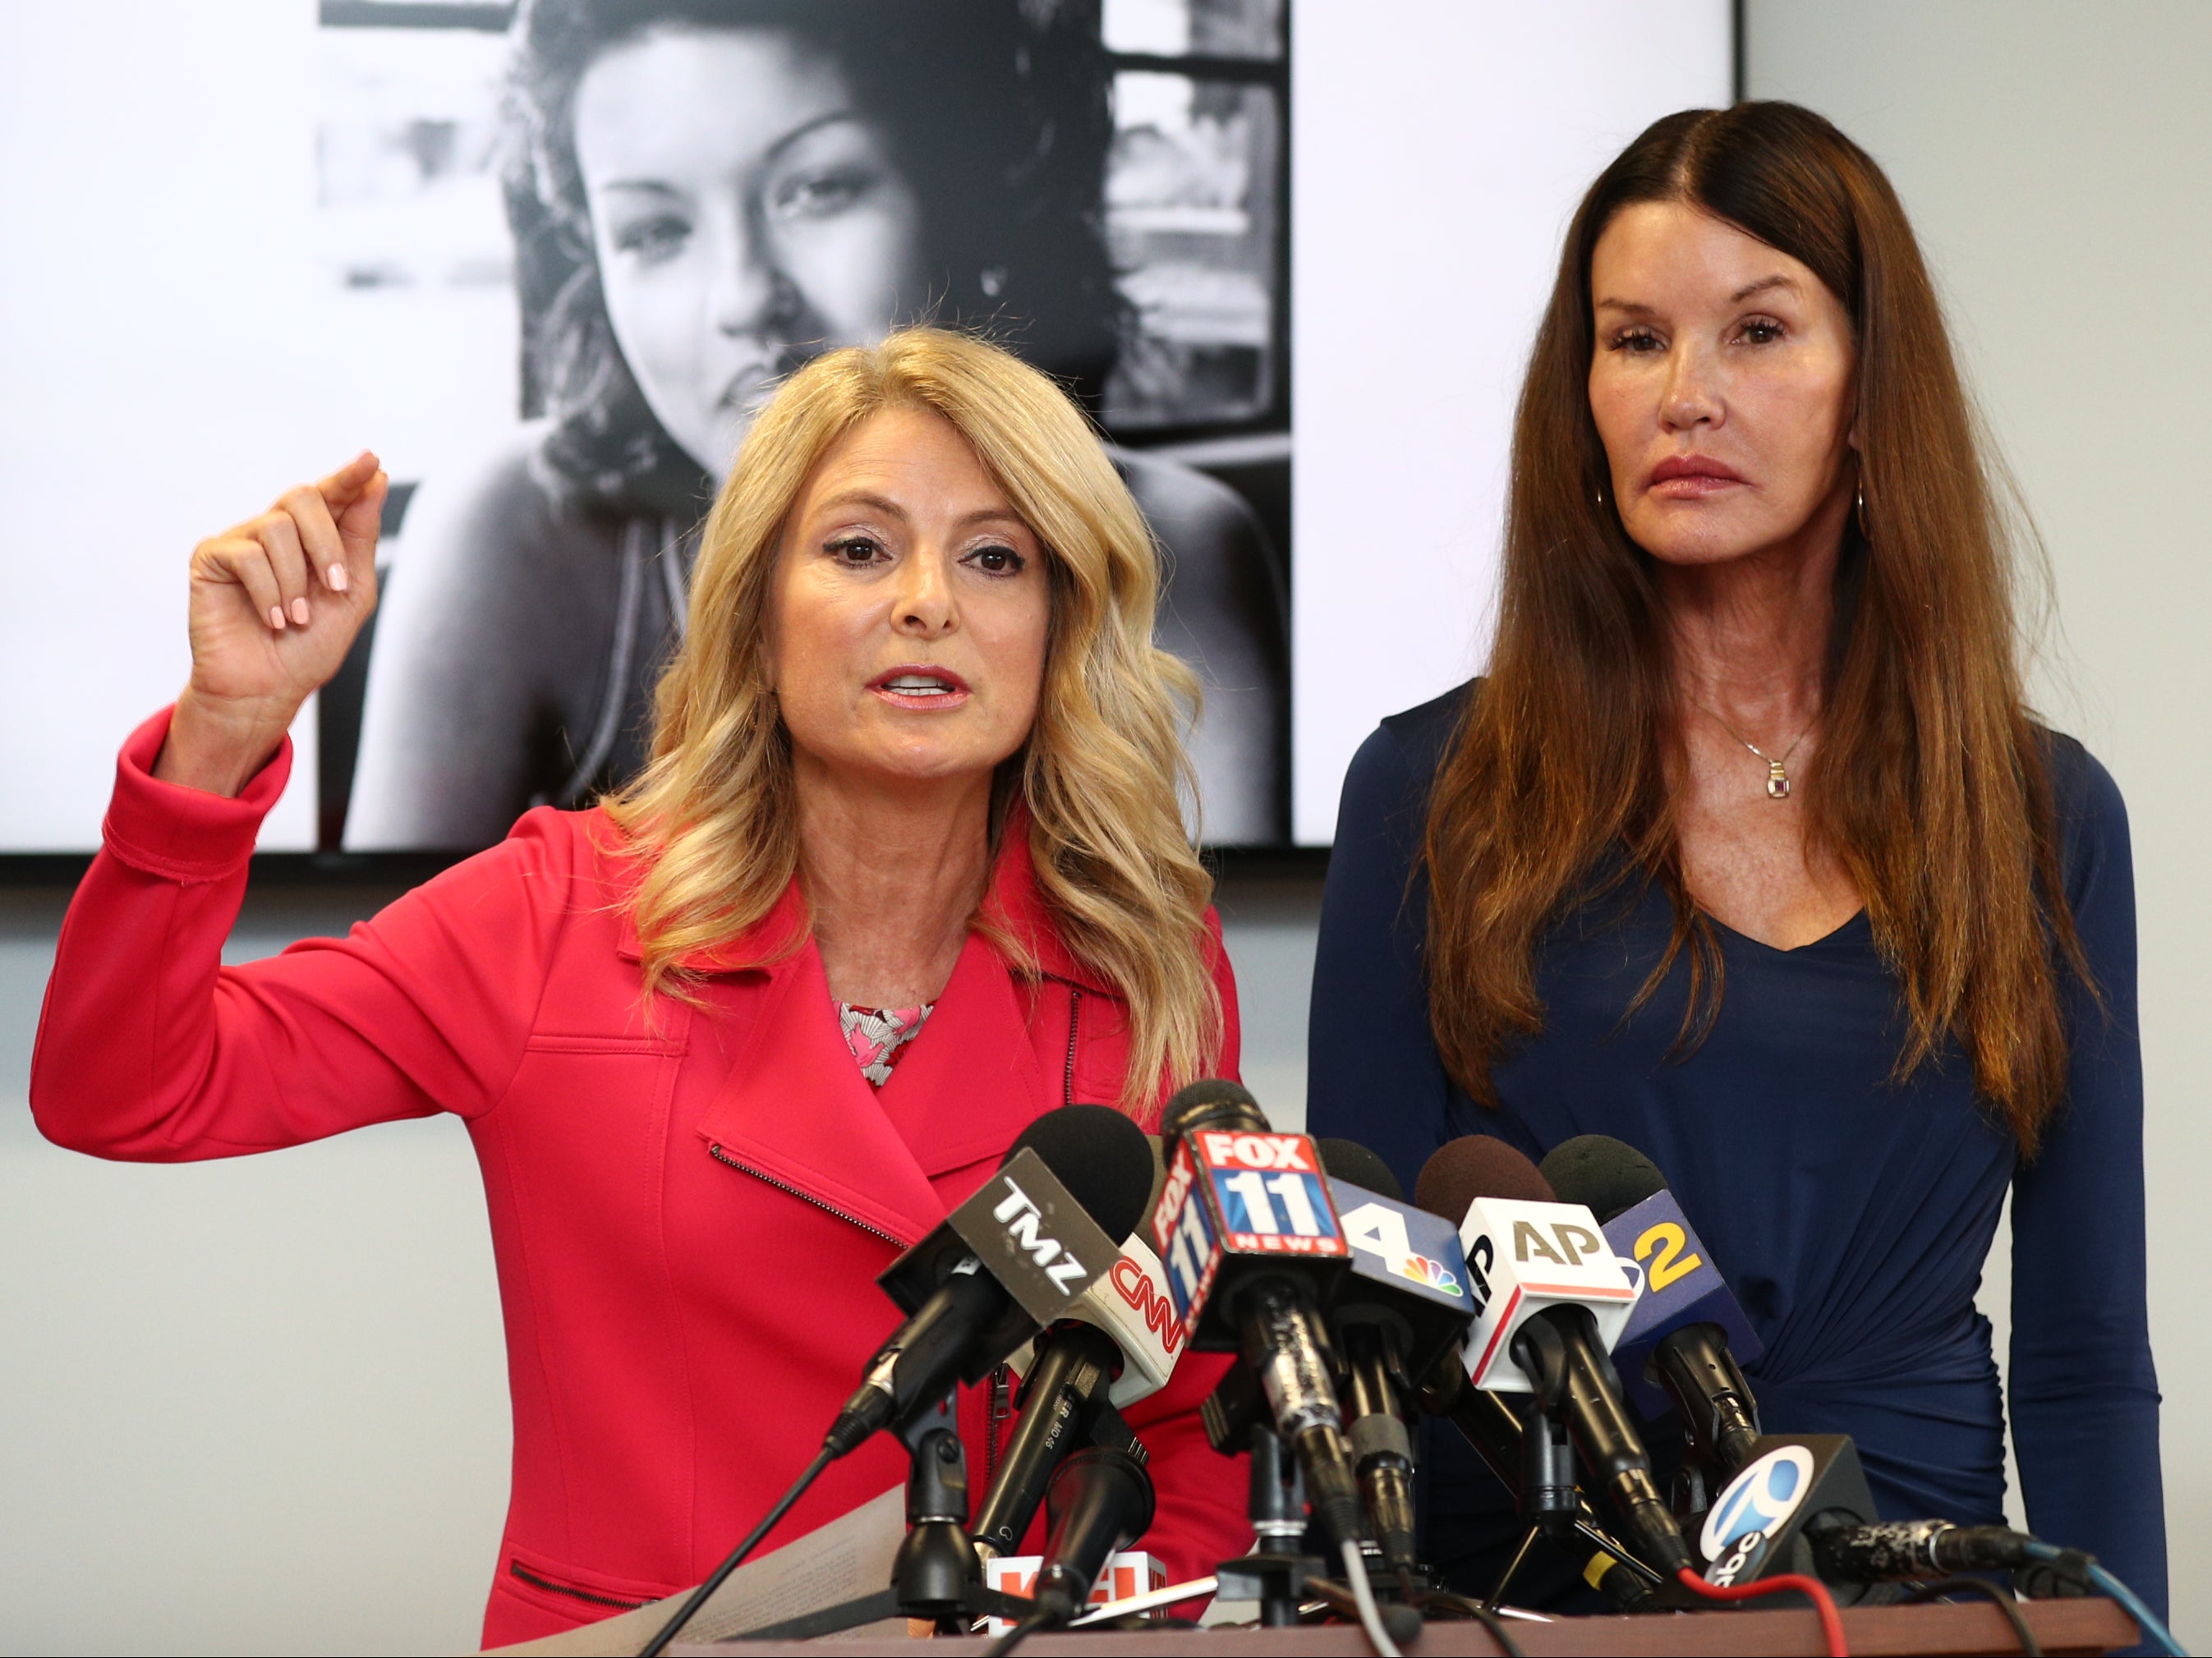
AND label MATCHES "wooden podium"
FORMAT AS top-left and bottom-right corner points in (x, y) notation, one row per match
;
(675, 1596), (2136, 1656)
